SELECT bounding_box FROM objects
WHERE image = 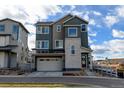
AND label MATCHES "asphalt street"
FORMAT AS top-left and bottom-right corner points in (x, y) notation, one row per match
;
(0, 76), (123, 88)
